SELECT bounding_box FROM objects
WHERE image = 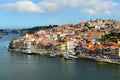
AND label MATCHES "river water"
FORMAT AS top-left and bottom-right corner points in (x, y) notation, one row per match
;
(0, 34), (120, 80)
